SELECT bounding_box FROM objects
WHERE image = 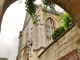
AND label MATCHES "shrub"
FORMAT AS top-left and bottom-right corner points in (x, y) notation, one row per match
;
(60, 12), (74, 30)
(52, 26), (65, 40)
